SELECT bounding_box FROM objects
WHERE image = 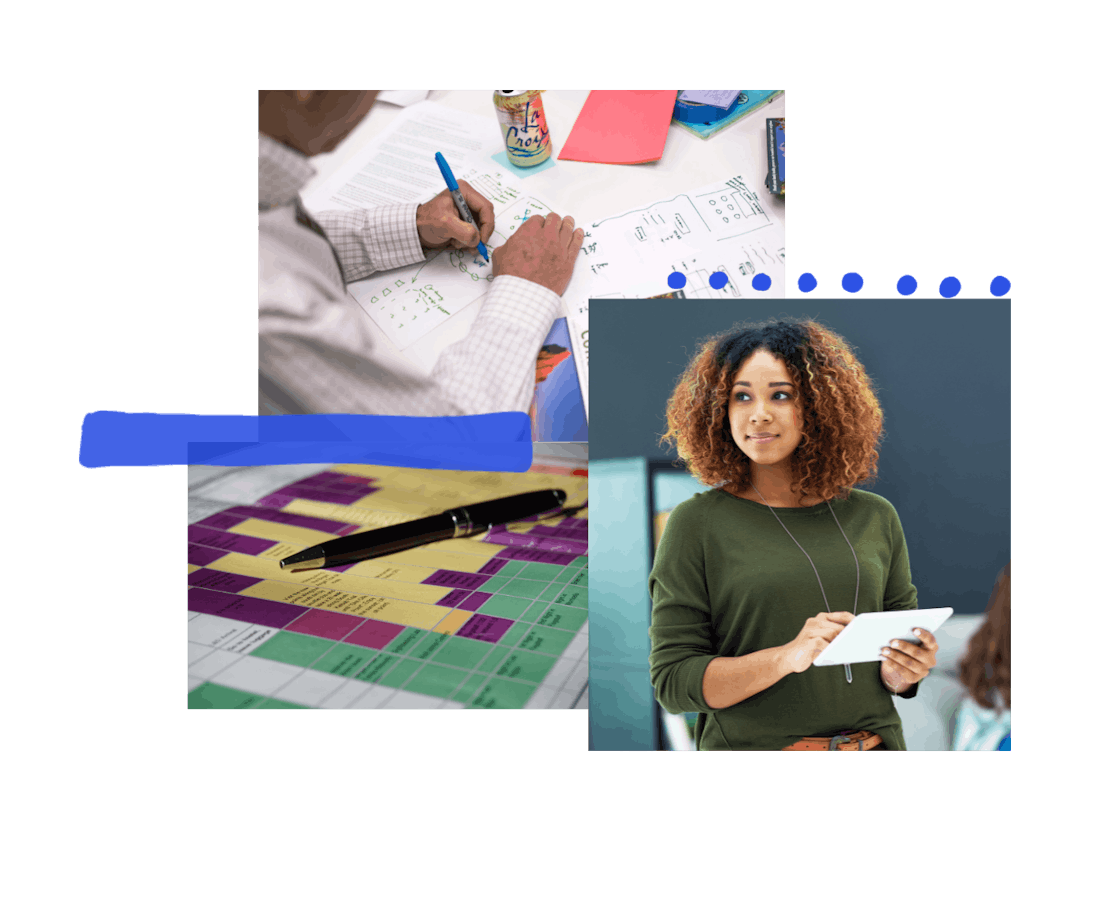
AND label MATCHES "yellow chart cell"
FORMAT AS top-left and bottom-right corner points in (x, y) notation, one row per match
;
(384, 543), (498, 572)
(281, 500), (415, 528)
(188, 564), (201, 574)
(207, 552), (448, 604)
(228, 518), (342, 546)
(432, 608), (474, 634)
(240, 580), (447, 629)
